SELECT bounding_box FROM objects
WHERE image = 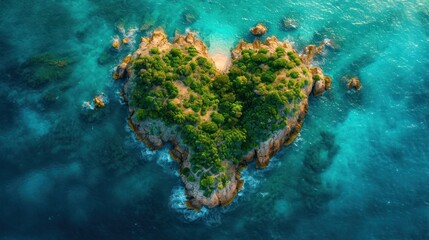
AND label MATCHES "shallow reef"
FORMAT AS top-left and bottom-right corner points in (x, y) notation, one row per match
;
(17, 53), (75, 89)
